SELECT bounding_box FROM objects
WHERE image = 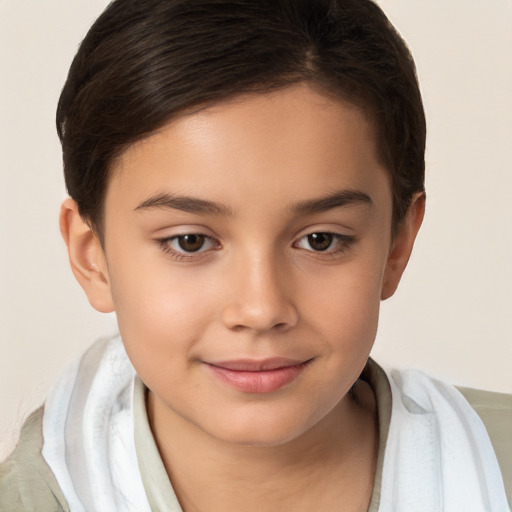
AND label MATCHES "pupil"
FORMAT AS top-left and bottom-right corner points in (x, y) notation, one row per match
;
(178, 234), (205, 252)
(308, 233), (332, 251)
